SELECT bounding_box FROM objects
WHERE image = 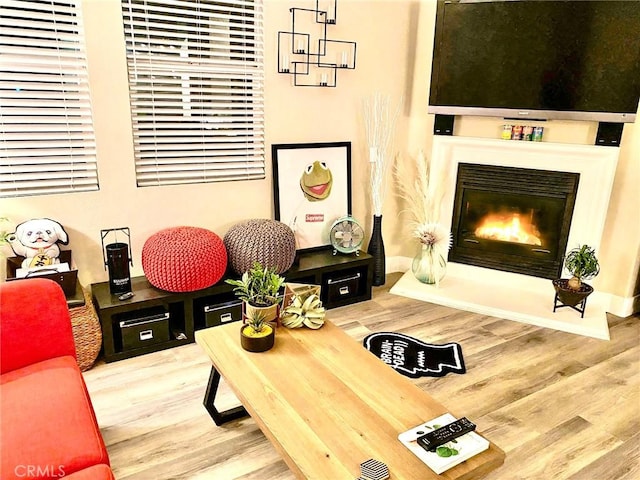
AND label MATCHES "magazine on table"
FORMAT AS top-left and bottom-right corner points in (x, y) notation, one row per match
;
(397, 413), (489, 475)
